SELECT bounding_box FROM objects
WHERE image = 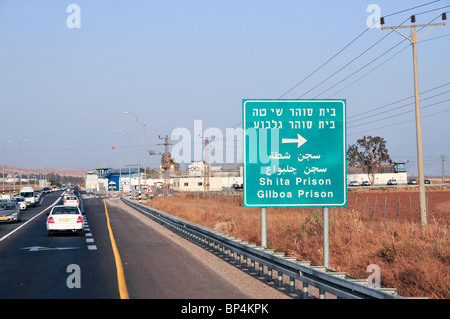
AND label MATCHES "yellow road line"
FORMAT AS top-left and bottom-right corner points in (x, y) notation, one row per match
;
(103, 199), (130, 299)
